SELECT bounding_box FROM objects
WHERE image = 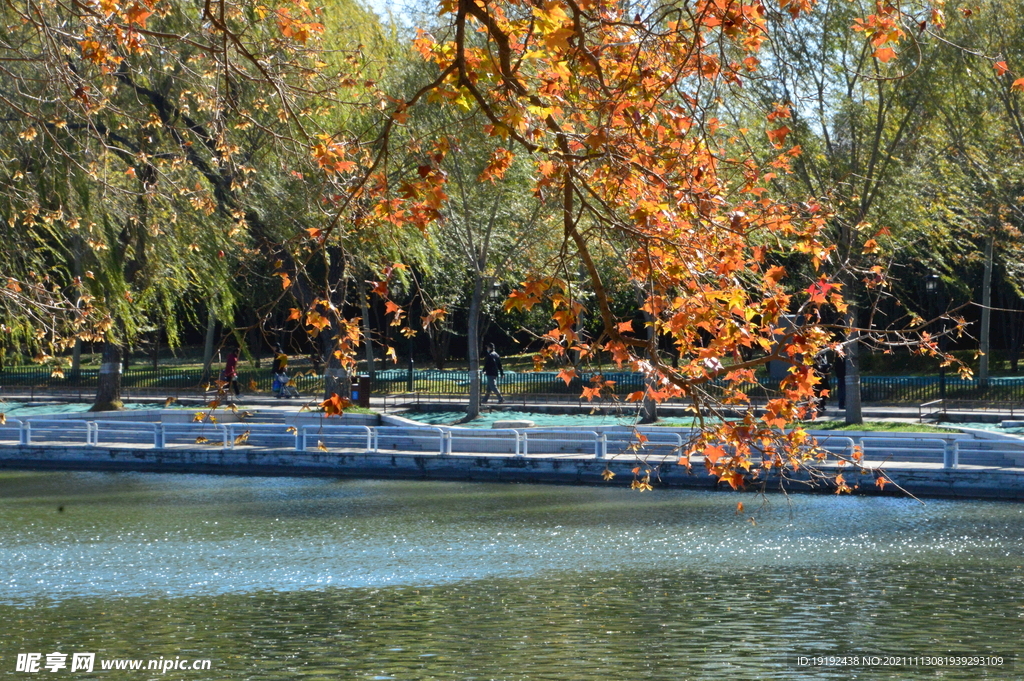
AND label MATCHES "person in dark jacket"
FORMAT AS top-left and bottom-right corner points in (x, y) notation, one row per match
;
(222, 349), (240, 397)
(482, 343), (505, 404)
